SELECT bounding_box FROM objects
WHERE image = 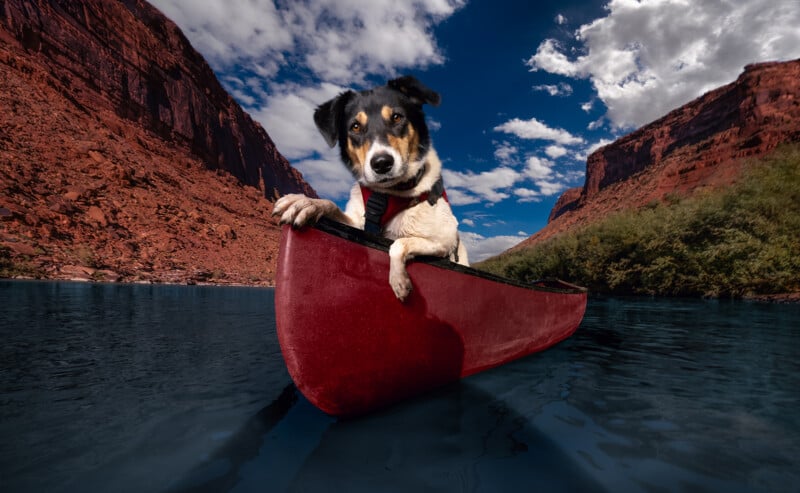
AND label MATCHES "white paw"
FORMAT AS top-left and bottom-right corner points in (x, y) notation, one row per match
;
(389, 266), (413, 301)
(272, 194), (302, 218)
(272, 195), (327, 227)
